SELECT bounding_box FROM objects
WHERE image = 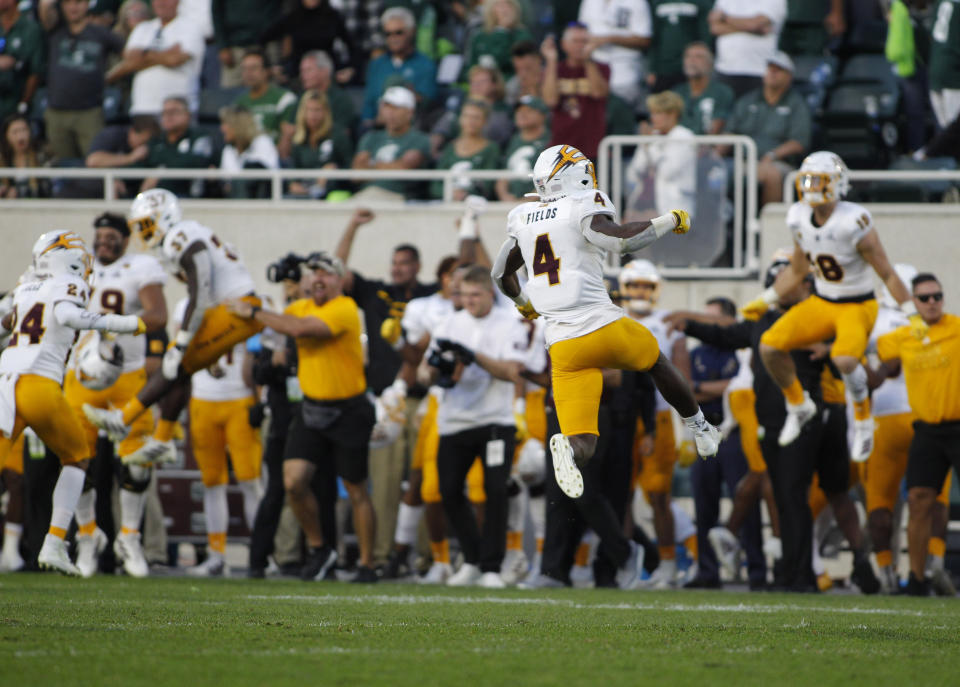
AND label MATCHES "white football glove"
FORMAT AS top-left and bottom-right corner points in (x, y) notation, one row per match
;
(162, 344), (185, 380)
